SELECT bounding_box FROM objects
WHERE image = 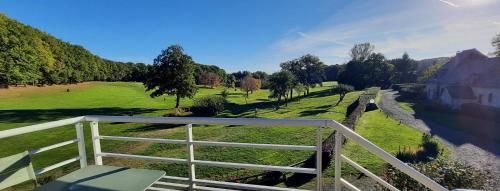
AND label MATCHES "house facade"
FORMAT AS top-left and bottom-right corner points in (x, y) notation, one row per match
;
(426, 49), (500, 109)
